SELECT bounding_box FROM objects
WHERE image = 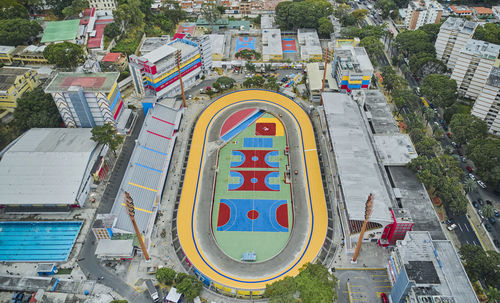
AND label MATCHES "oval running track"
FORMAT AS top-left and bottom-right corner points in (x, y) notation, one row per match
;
(177, 89), (328, 290)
